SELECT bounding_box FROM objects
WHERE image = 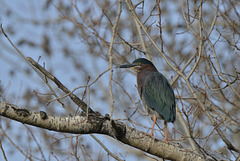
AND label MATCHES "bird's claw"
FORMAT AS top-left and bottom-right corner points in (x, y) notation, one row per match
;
(140, 131), (155, 140)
